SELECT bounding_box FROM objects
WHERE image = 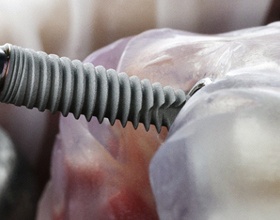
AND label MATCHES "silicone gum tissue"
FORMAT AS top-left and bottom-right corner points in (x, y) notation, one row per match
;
(37, 22), (280, 219)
